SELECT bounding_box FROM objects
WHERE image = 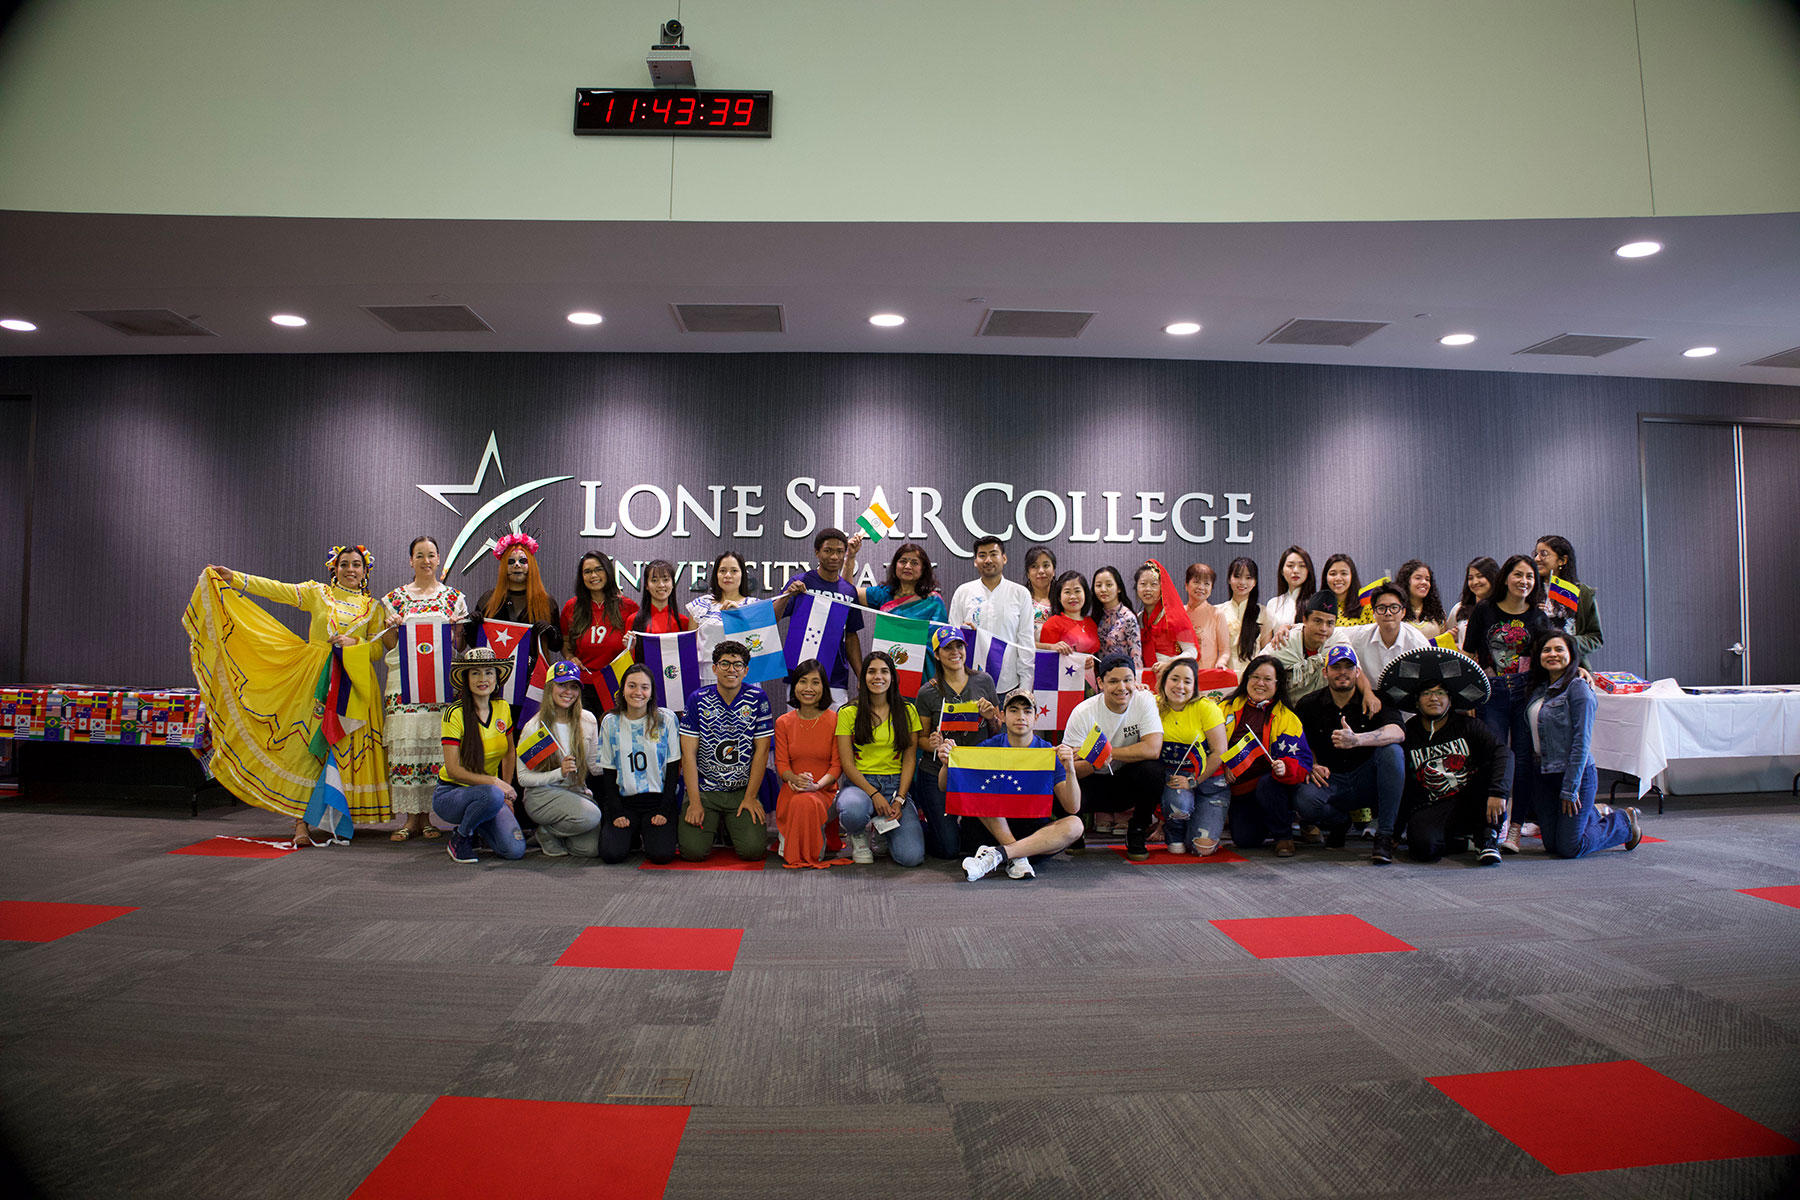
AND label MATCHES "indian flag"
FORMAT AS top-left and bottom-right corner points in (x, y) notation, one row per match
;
(871, 612), (931, 698)
(855, 499), (899, 543)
